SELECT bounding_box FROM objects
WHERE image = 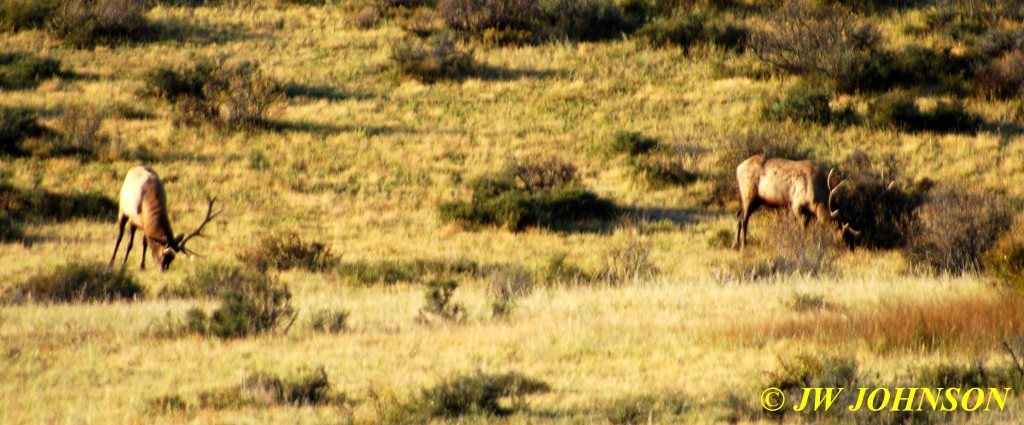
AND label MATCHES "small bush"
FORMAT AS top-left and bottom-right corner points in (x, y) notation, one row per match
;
(604, 393), (688, 425)
(144, 60), (282, 130)
(0, 52), (62, 89)
(4, 262), (143, 304)
(983, 233), (1024, 292)
(196, 366), (336, 409)
(0, 106), (44, 156)
(905, 189), (1013, 274)
(634, 11), (746, 51)
(627, 154), (698, 188)
(439, 157), (617, 231)
(240, 232), (336, 272)
(540, 0), (633, 42)
(787, 292), (829, 313)
(397, 7), (444, 37)
(161, 261), (244, 298)
(750, 0), (877, 80)
(438, 0), (537, 34)
(417, 279), (466, 323)
(349, 5), (380, 29)
(538, 252), (593, 285)
(715, 215), (843, 282)
(0, 0), (58, 32)
(53, 104), (110, 159)
(336, 259), (416, 285)
(868, 91), (981, 133)
(417, 371), (550, 417)
(487, 266), (532, 318)
(392, 32), (475, 83)
(762, 81), (833, 124)
(48, 0), (151, 48)
(916, 361), (1021, 390)
(309, 309), (349, 333)
(769, 353), (858, 391)
(974, 51), (1024, 100)
(601, 230), (657, 284)
(607, 131), (658, 157)
(834, 151), (930, 249)
(978, 28), (1024, 57)
(0, 214), (25, 243)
